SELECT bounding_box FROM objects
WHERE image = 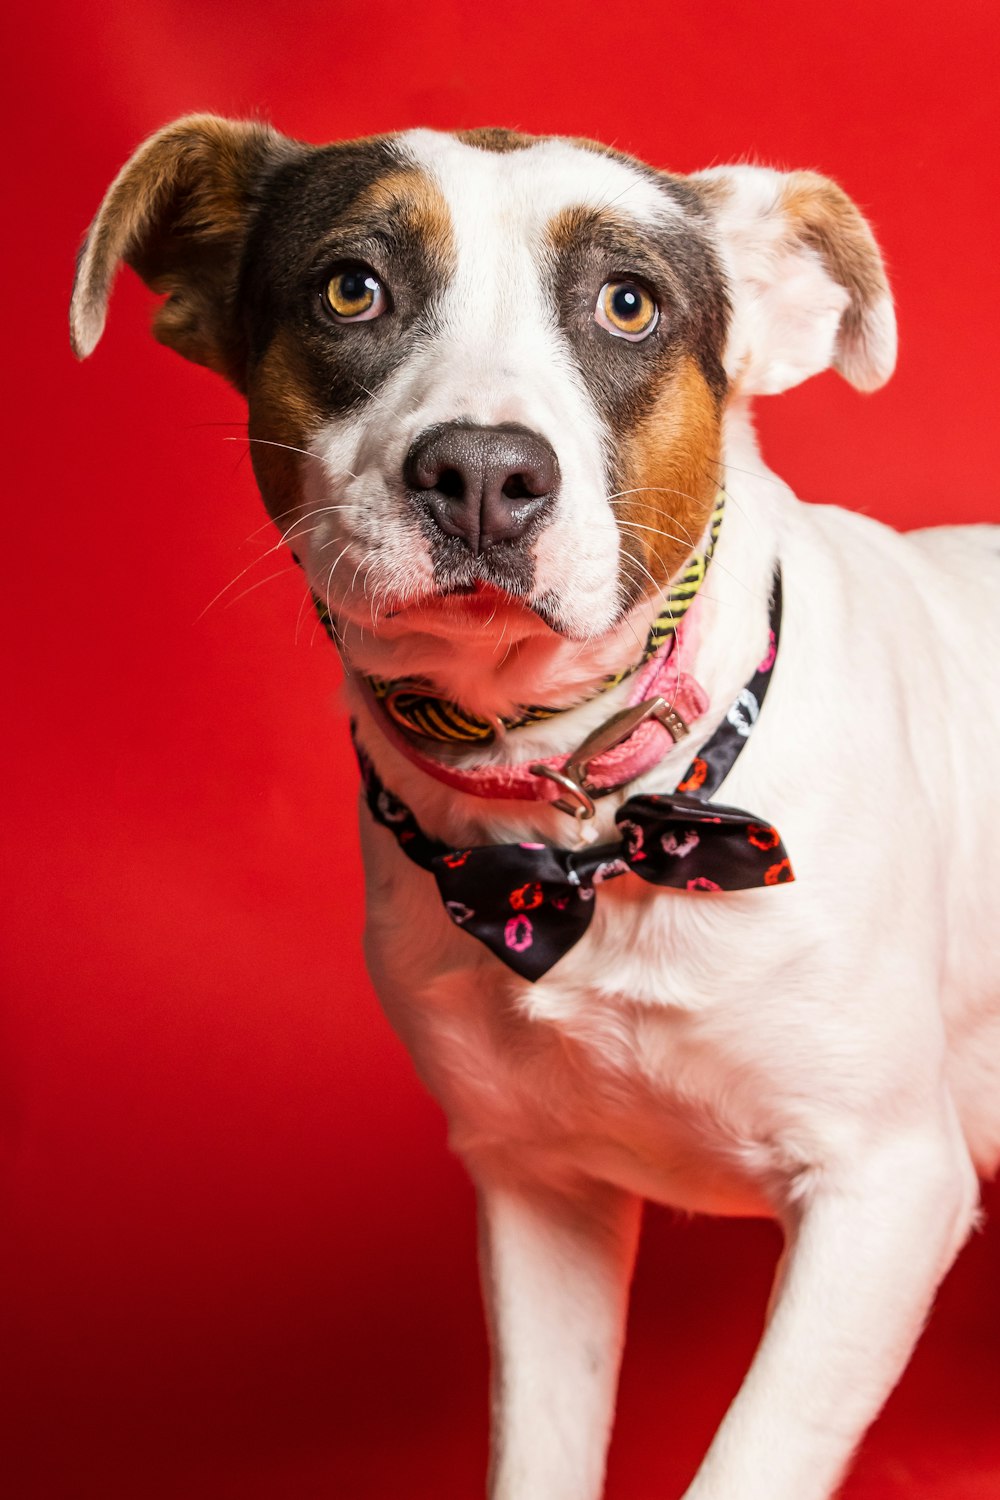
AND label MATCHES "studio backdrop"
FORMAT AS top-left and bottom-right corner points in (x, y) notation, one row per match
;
(4, 2), (999, 1496)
